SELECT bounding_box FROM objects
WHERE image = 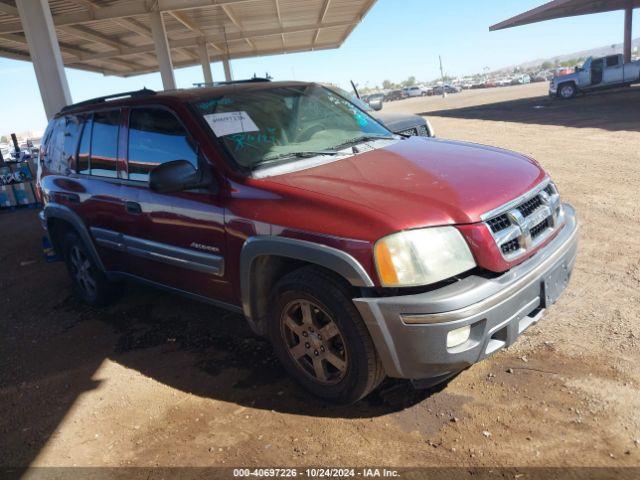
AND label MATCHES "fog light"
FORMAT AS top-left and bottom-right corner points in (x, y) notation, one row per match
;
(447, 325), (471, 348)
